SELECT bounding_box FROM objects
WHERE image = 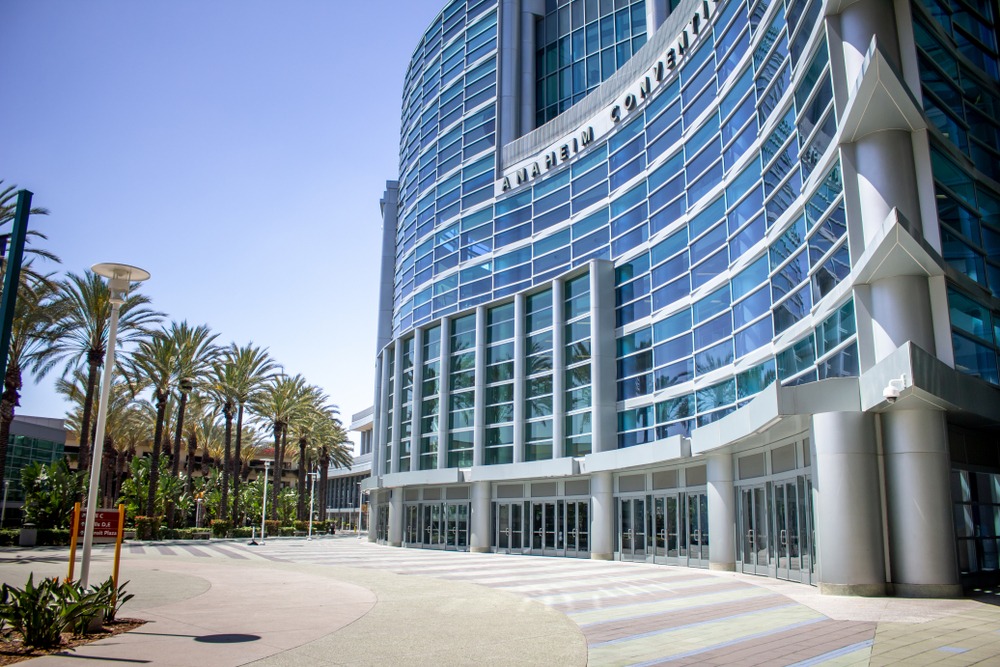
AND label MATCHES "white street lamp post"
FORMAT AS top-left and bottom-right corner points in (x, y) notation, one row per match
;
(195, 497), (203, 528)
(80, 263), (149, 588)
(260, 460), (271, 545)
(307, 470), (319, 540)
